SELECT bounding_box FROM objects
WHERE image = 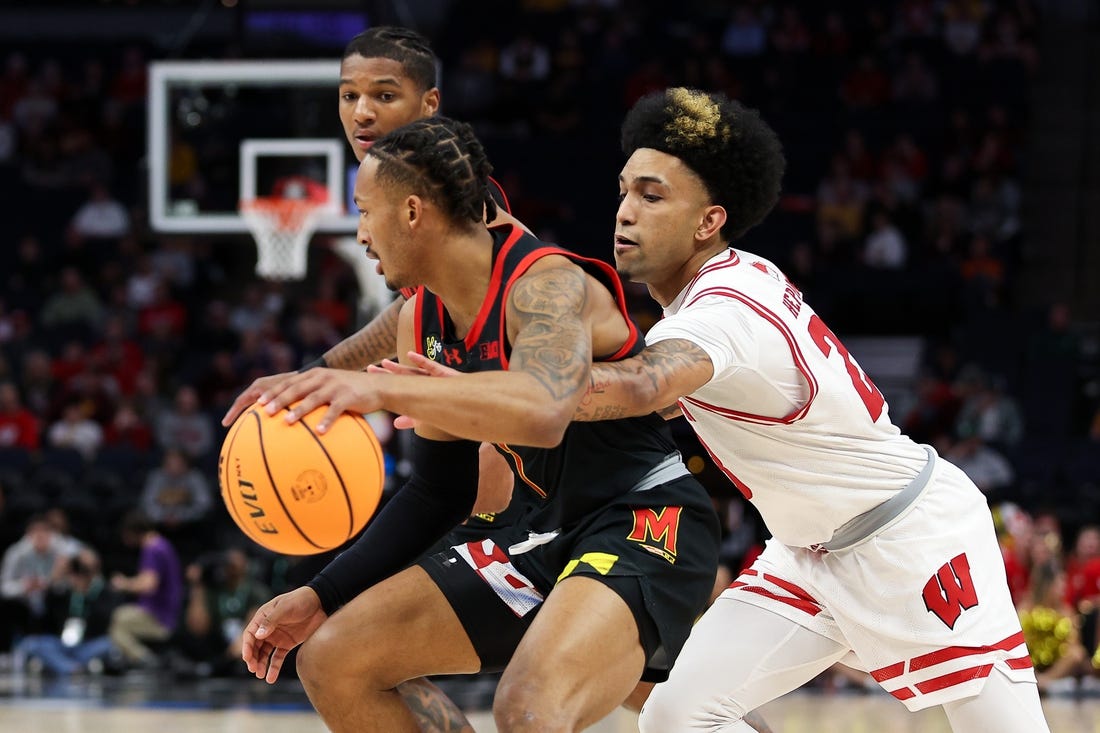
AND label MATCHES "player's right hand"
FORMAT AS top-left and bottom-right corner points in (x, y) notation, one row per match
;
(222, 371), (297, 427)
(241, 586), (328, 684)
